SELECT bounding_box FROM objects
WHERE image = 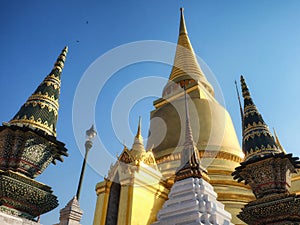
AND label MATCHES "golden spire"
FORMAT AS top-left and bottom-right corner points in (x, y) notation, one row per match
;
(131, 117), (146, 159)
(168, 8), (213, 95)
(273, 128), (286, 153)
(179, 8), (187, 35)
(6, 47), (68, 137)
(135, 116), (142, 139)
(175, 88), (209, 182)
